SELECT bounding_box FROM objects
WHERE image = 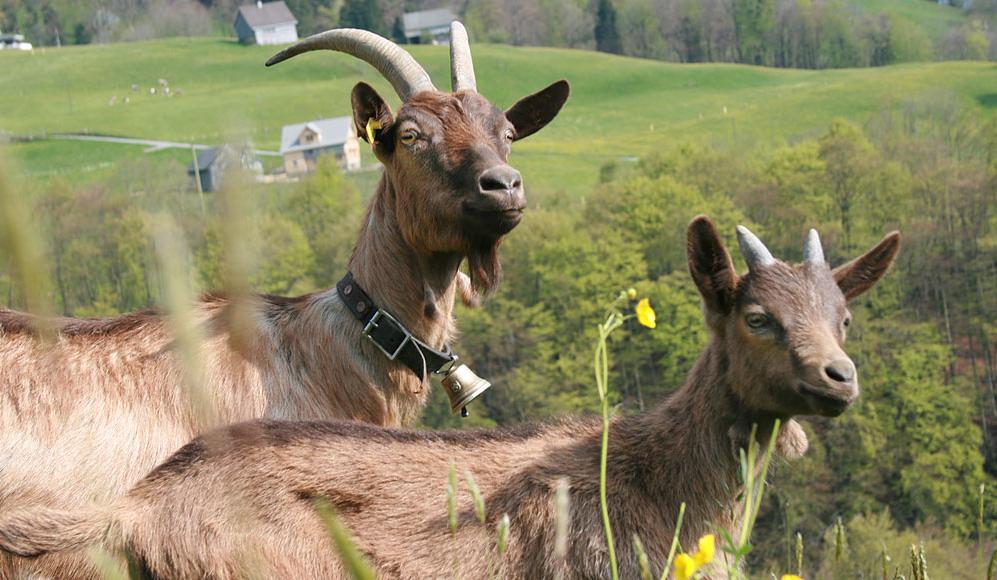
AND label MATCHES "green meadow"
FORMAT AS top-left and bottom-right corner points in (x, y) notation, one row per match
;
(1, 37), (995, 193)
